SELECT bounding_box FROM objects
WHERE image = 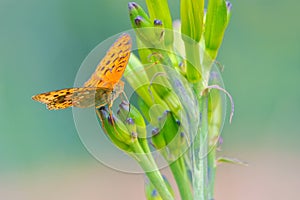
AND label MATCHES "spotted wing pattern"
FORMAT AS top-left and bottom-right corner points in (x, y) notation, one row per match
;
(32, 34), (131, 110)
(84, 34), (132, 89)
(32, 87), (113, 110)
(32, 88), (116, 110)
